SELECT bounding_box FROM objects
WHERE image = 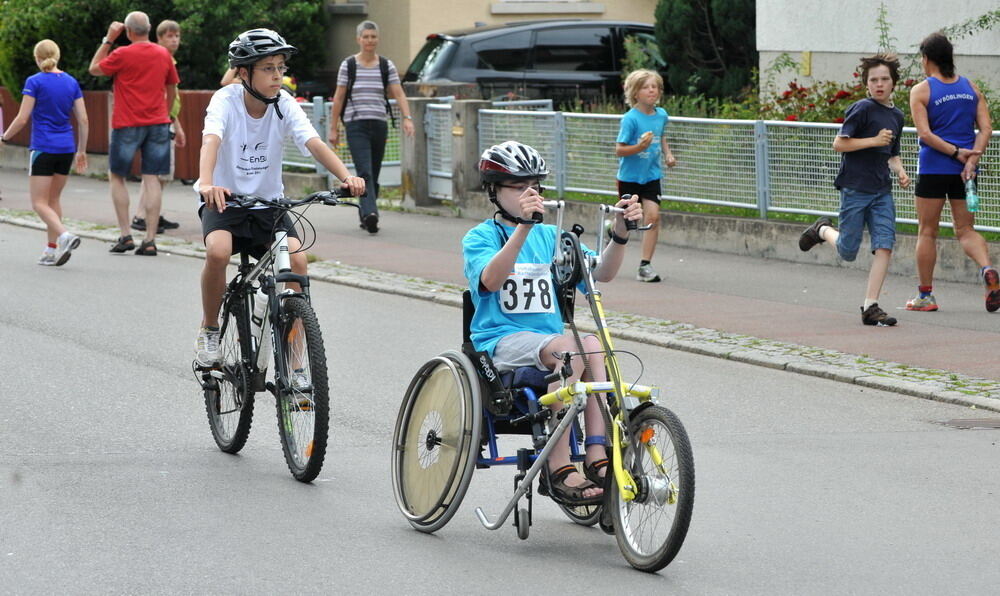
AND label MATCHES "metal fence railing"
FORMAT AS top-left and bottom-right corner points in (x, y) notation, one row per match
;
(282, 98), (402, 175)
(477, 109), (1000, 232)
